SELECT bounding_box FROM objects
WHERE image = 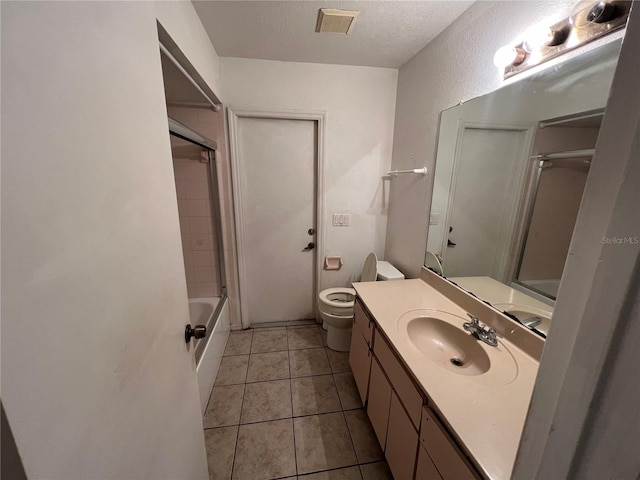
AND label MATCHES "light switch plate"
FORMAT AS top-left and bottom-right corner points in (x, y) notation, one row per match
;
(332, 213), (351, 226)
